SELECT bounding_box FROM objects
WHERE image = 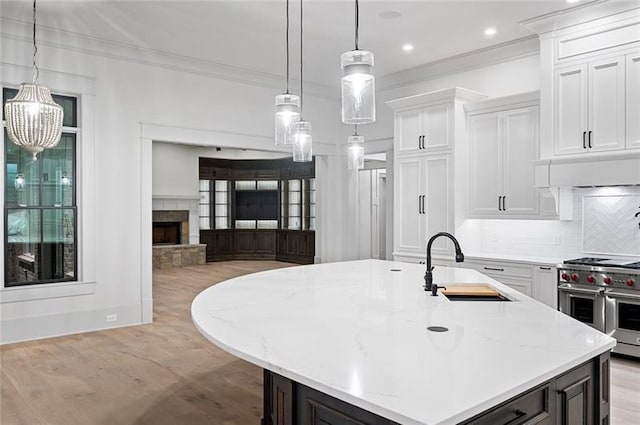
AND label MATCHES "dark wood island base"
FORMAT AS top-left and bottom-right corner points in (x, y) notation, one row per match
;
(262, 352), (611, 425)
